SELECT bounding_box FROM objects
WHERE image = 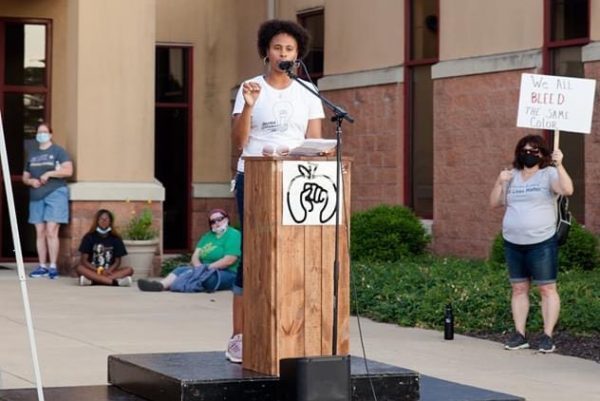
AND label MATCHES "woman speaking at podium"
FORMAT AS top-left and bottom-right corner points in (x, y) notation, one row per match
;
(227, 19), (325, 363)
